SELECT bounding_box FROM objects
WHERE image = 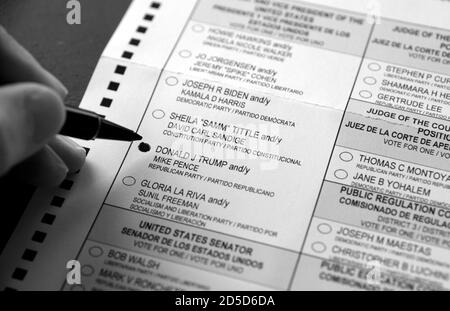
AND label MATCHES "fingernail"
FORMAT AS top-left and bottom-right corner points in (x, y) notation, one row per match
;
(61, 136), (87, 157)
(56, 162), (69, 180)
(61, 135), (82, 149)
(59, 84), (69, 99)
(48, 148), (69, 183)
(28, 86), (65, 144)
